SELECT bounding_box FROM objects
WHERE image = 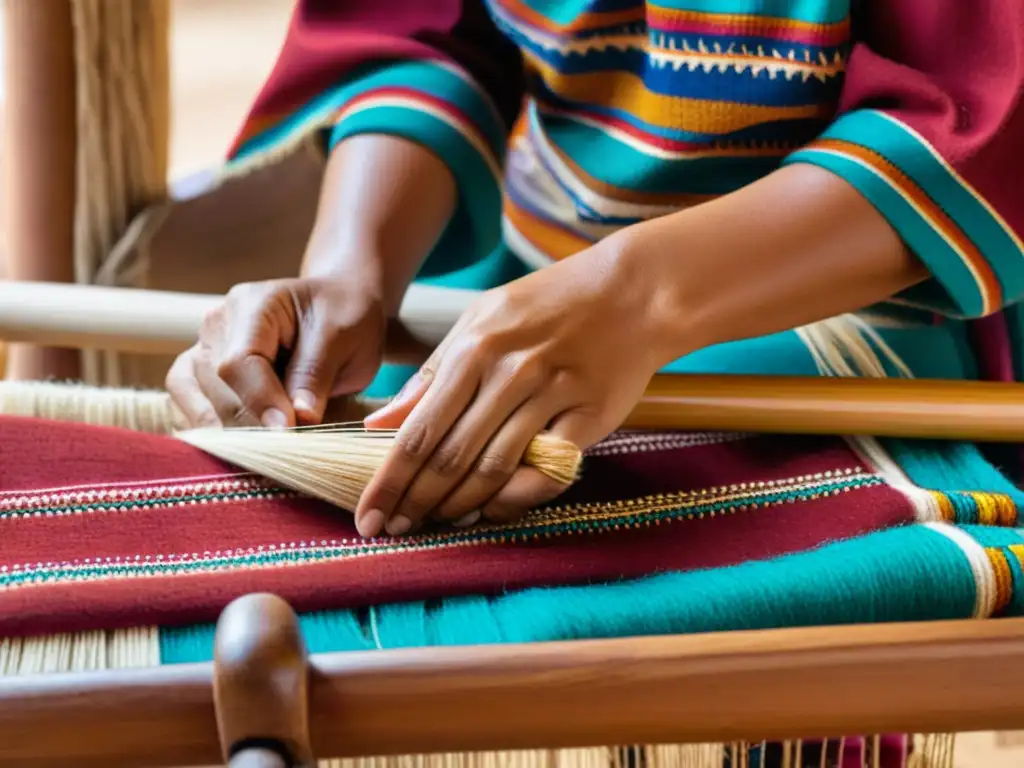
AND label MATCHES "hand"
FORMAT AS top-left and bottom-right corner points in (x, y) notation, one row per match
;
(167, 277), (386, 428)
(355, 236), (679, 537)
